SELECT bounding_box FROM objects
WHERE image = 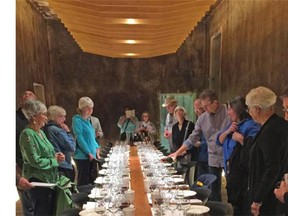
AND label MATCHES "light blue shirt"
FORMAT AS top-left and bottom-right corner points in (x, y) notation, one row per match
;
(183, 104), (231, 167)
(72, 114), (100, 159)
